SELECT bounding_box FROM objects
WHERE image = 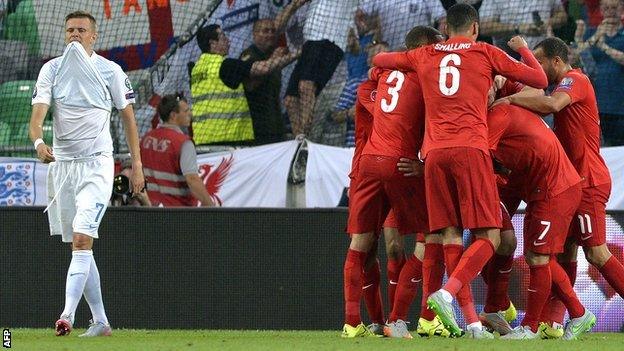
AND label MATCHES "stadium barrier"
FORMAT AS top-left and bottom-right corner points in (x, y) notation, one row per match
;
(1, 207), (623, 331)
